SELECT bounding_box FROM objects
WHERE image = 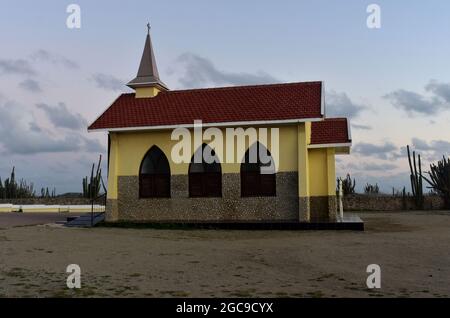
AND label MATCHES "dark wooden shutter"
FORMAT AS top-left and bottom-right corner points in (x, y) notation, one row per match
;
(189, 174), (203, 197)
(139, 146), (171, 198)
(241, 173), (248, 197)
(206, 172), (222, 197)
(241, 172), (275, 197)
(140, 175), (153, 198)
(140, 174), (170, 198)
(260, 174), (276, 196)
(154, 174), (170, 197)
(240, 143), (276, 197)
(188, 144), (222, 198)
(241, 171), (258, 197)
(189, 172), (221, 197)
